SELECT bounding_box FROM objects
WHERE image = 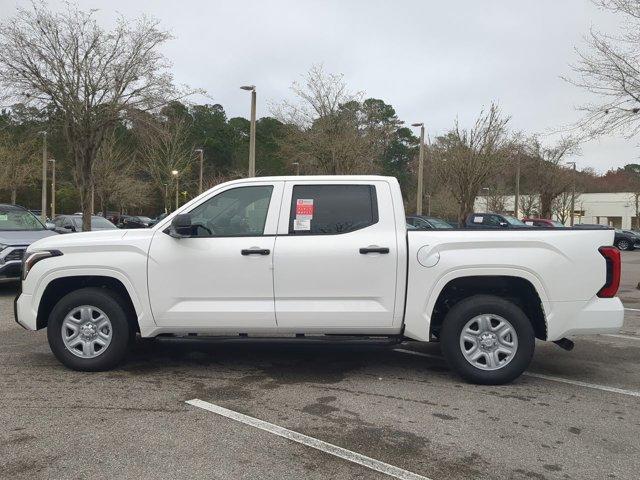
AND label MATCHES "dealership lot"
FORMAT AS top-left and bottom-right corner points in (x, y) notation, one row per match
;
(1, 255), (639, 479)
